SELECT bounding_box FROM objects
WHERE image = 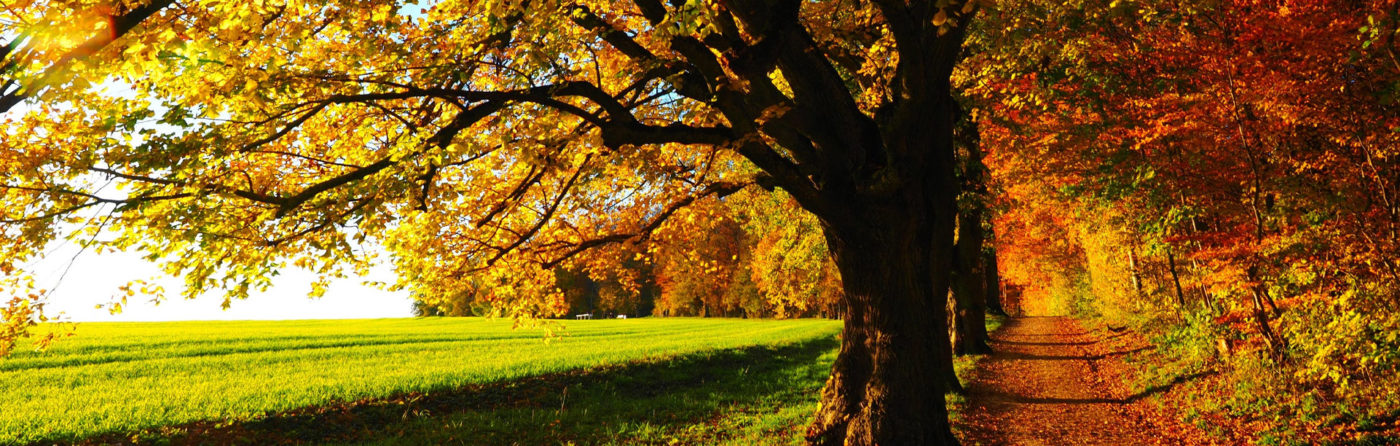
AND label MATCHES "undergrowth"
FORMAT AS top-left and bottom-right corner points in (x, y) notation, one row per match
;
(1099, 306), (1400, 445)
